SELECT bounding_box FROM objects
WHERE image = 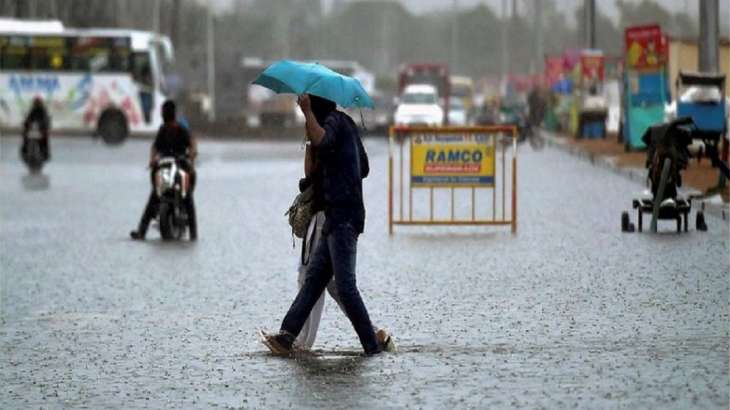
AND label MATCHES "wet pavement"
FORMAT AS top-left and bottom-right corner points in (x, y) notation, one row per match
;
(1, 135), (728, 409)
